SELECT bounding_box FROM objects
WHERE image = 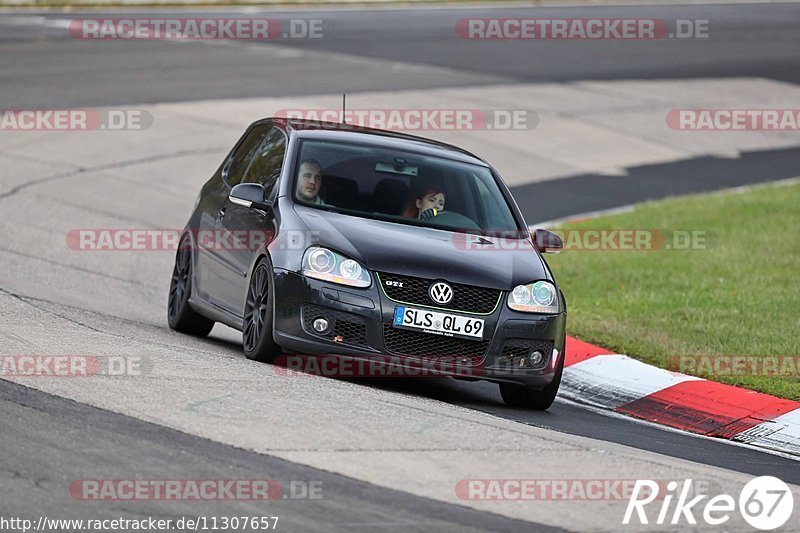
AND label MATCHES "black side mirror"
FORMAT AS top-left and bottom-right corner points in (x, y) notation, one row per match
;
(533, 228), (563, 254)
(229, 183), (272, 210)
